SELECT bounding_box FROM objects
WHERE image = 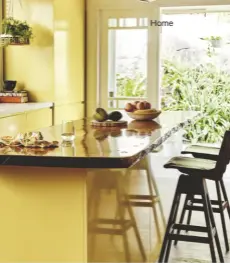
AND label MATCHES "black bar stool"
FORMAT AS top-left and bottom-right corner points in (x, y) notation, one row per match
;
(158, 130), (230, 262)
(158, 174), (224, 263)
(180, 140), (230, 252)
